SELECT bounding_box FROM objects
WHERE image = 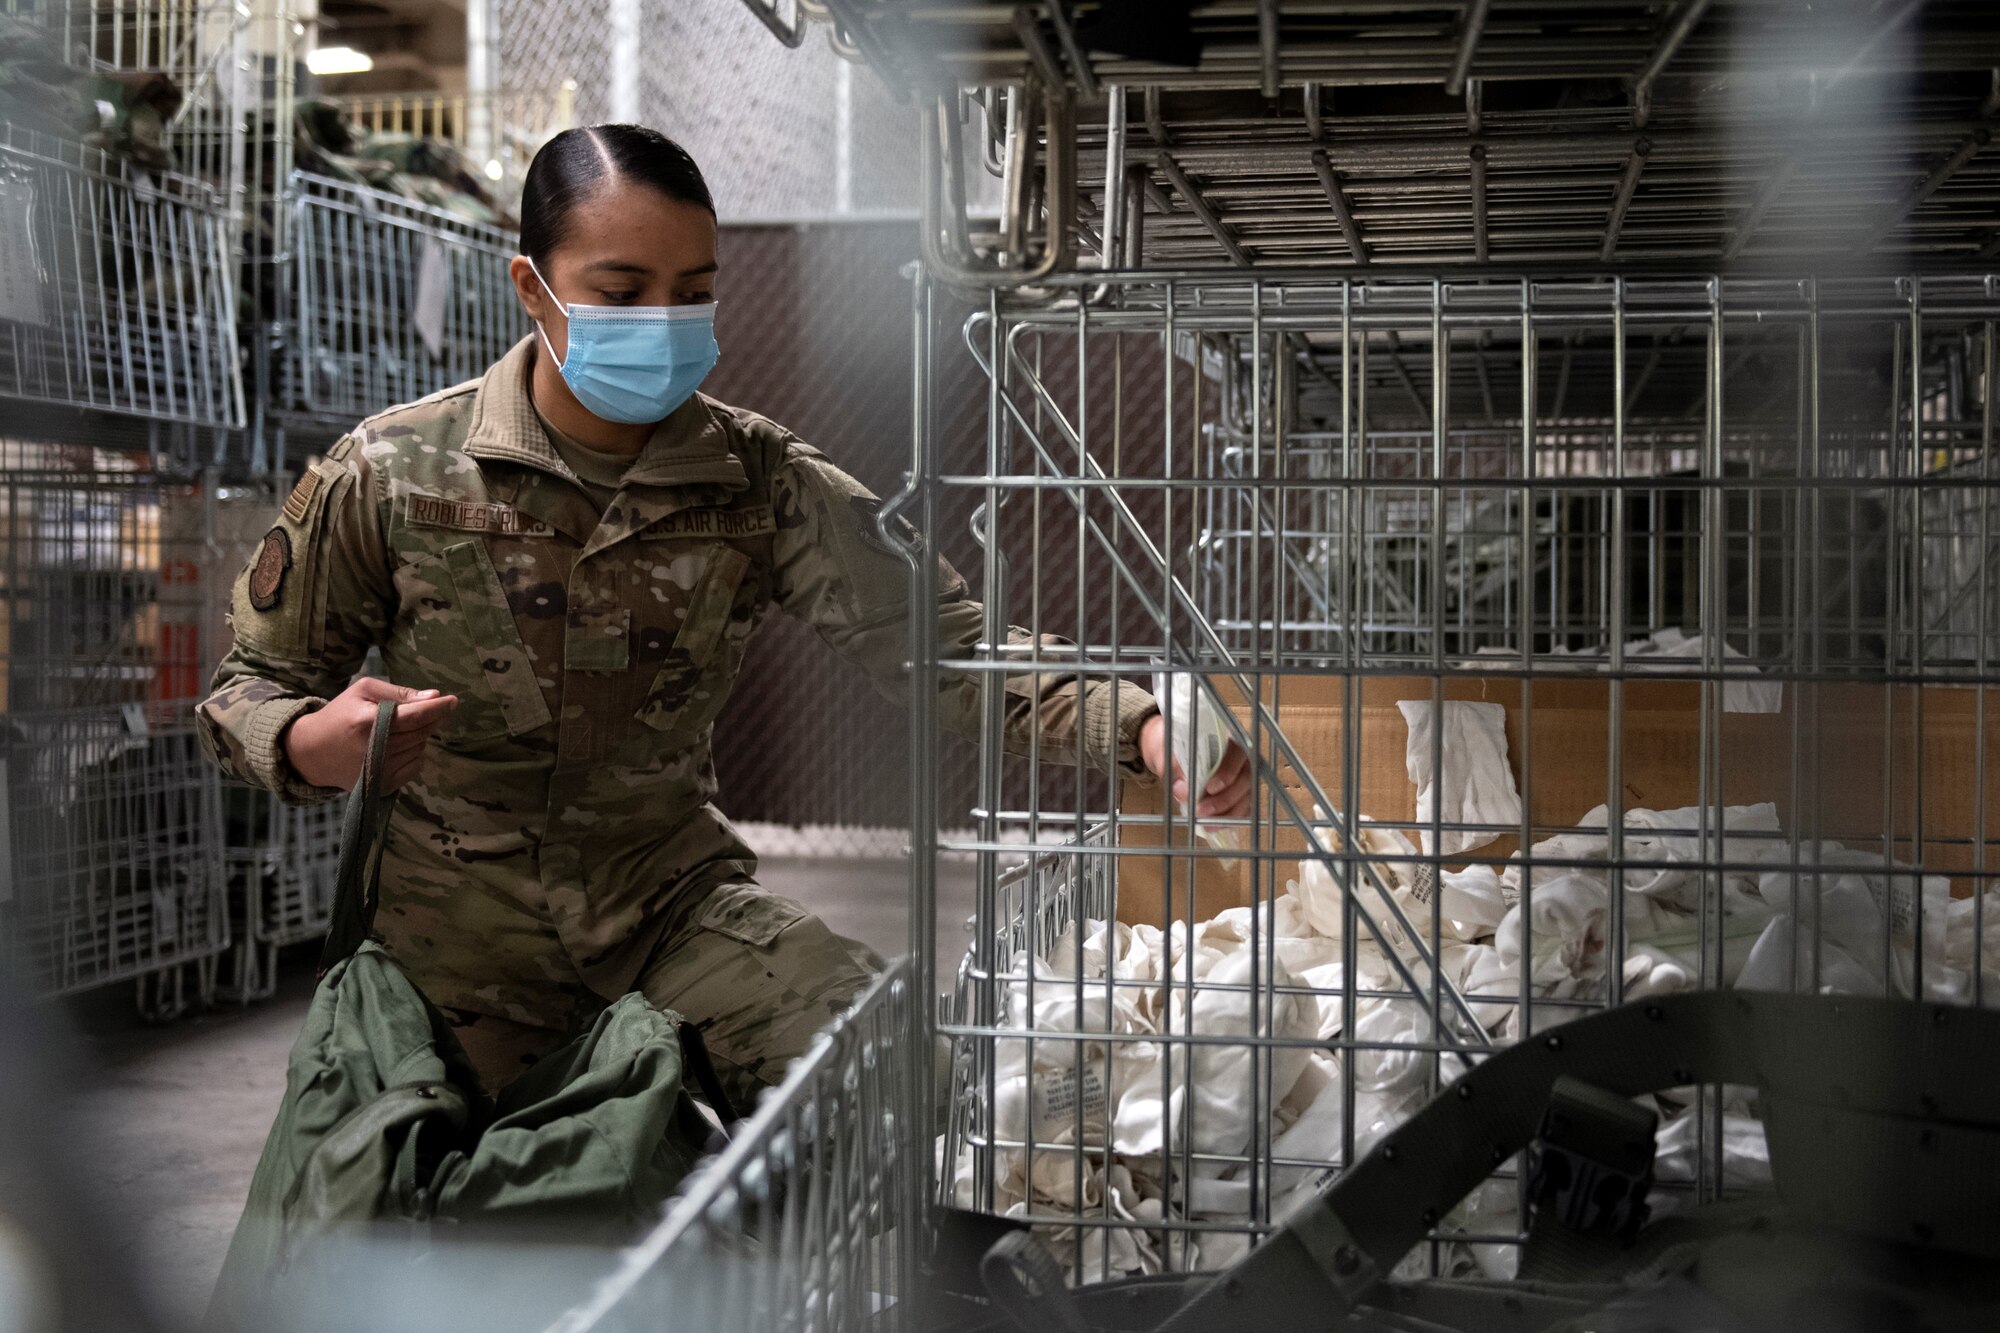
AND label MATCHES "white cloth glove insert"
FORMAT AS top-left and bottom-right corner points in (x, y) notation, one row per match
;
(1397, 699), (1523, 859)
(1153, 670), (1240, 863)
